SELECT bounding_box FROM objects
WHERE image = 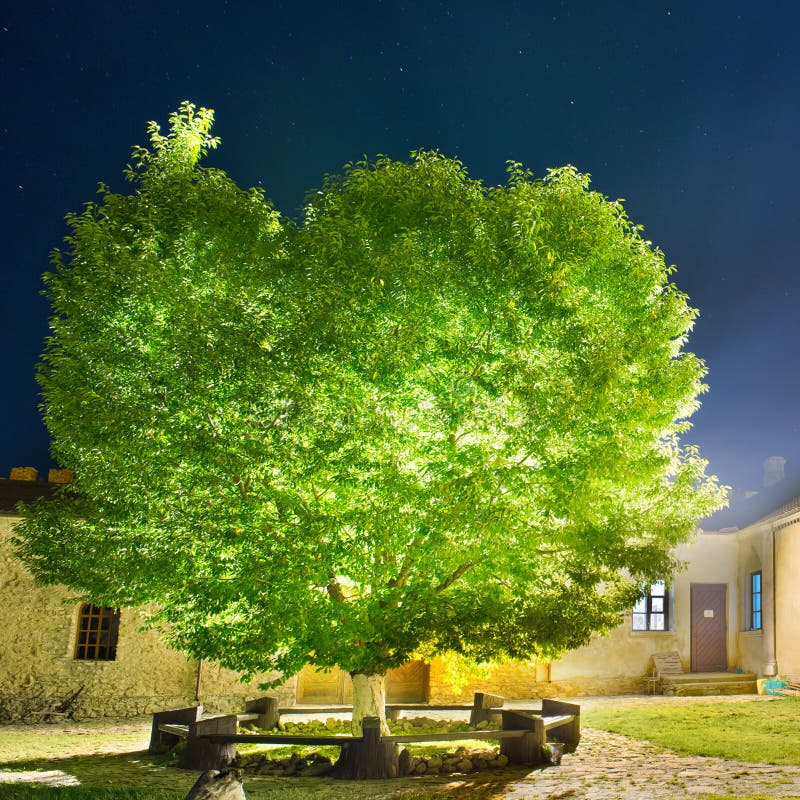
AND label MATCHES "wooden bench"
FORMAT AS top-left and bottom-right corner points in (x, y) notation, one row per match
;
(649, 651), (685, 694)
(29, 685), (85, 723)
(150, 694), (580, 770)
(499, 699), (580, 764)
